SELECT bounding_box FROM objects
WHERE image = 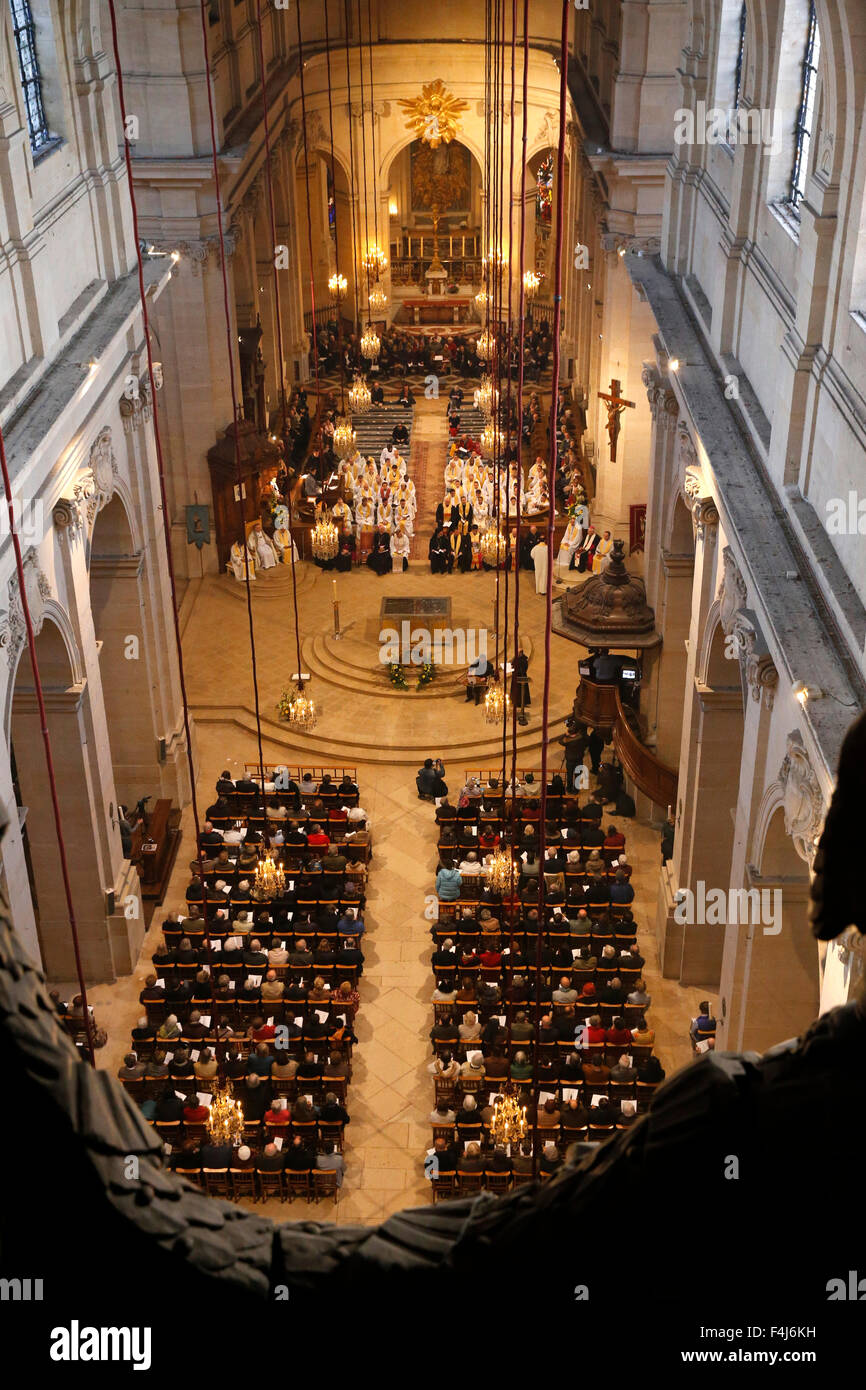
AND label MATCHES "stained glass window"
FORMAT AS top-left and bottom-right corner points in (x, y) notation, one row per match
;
(536, 153), (553, 227)
(9, 0), (52, 154)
